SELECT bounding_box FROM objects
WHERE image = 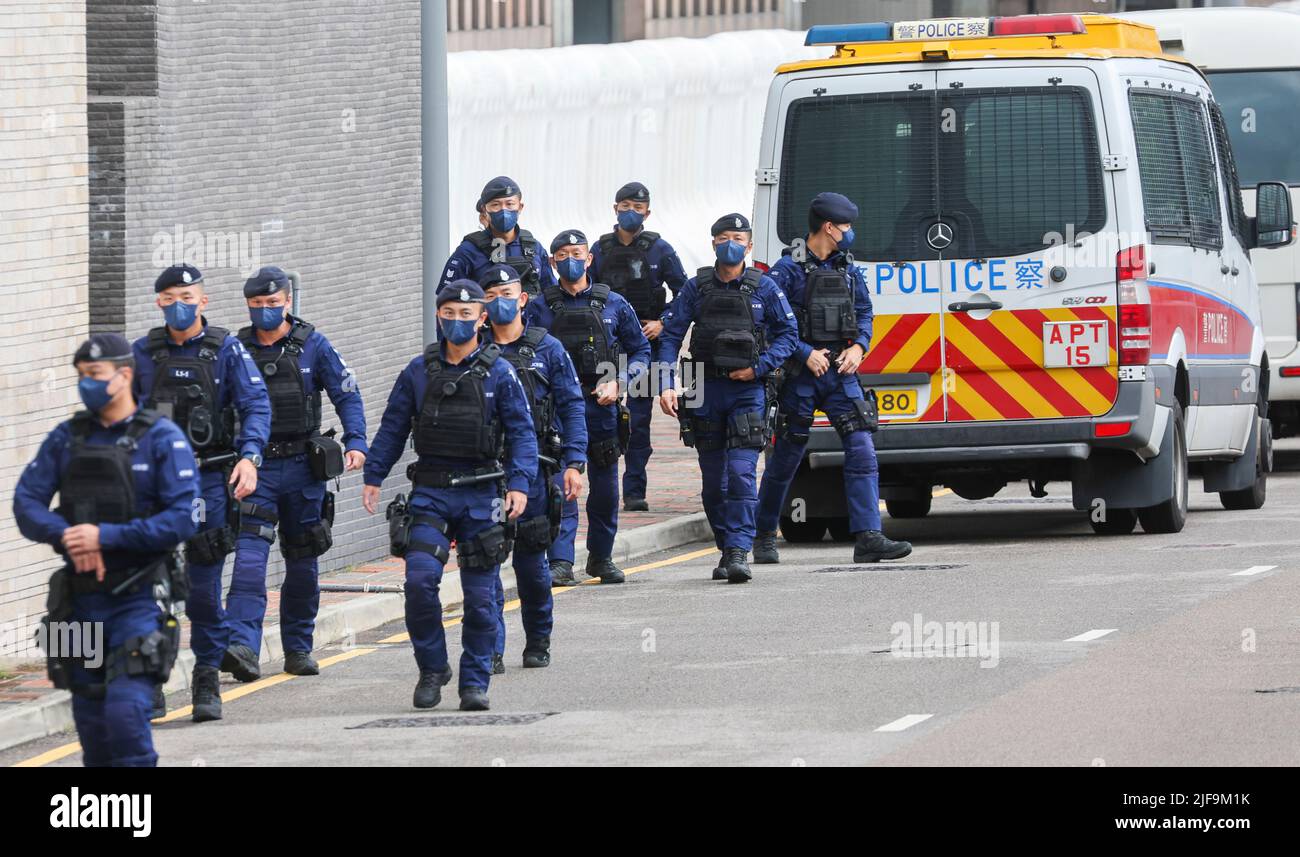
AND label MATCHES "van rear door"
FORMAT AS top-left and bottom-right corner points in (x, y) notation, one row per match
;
(932, 67), (1121, 423)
